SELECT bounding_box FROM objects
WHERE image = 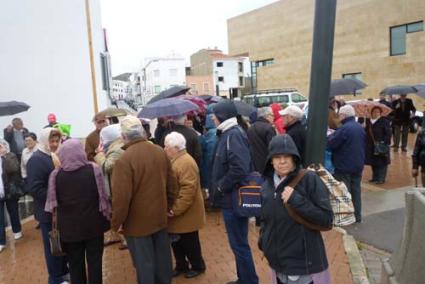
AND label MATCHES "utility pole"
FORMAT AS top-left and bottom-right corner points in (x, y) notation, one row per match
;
(305, 0), (337, 165)
(85, 0), (99, 114)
